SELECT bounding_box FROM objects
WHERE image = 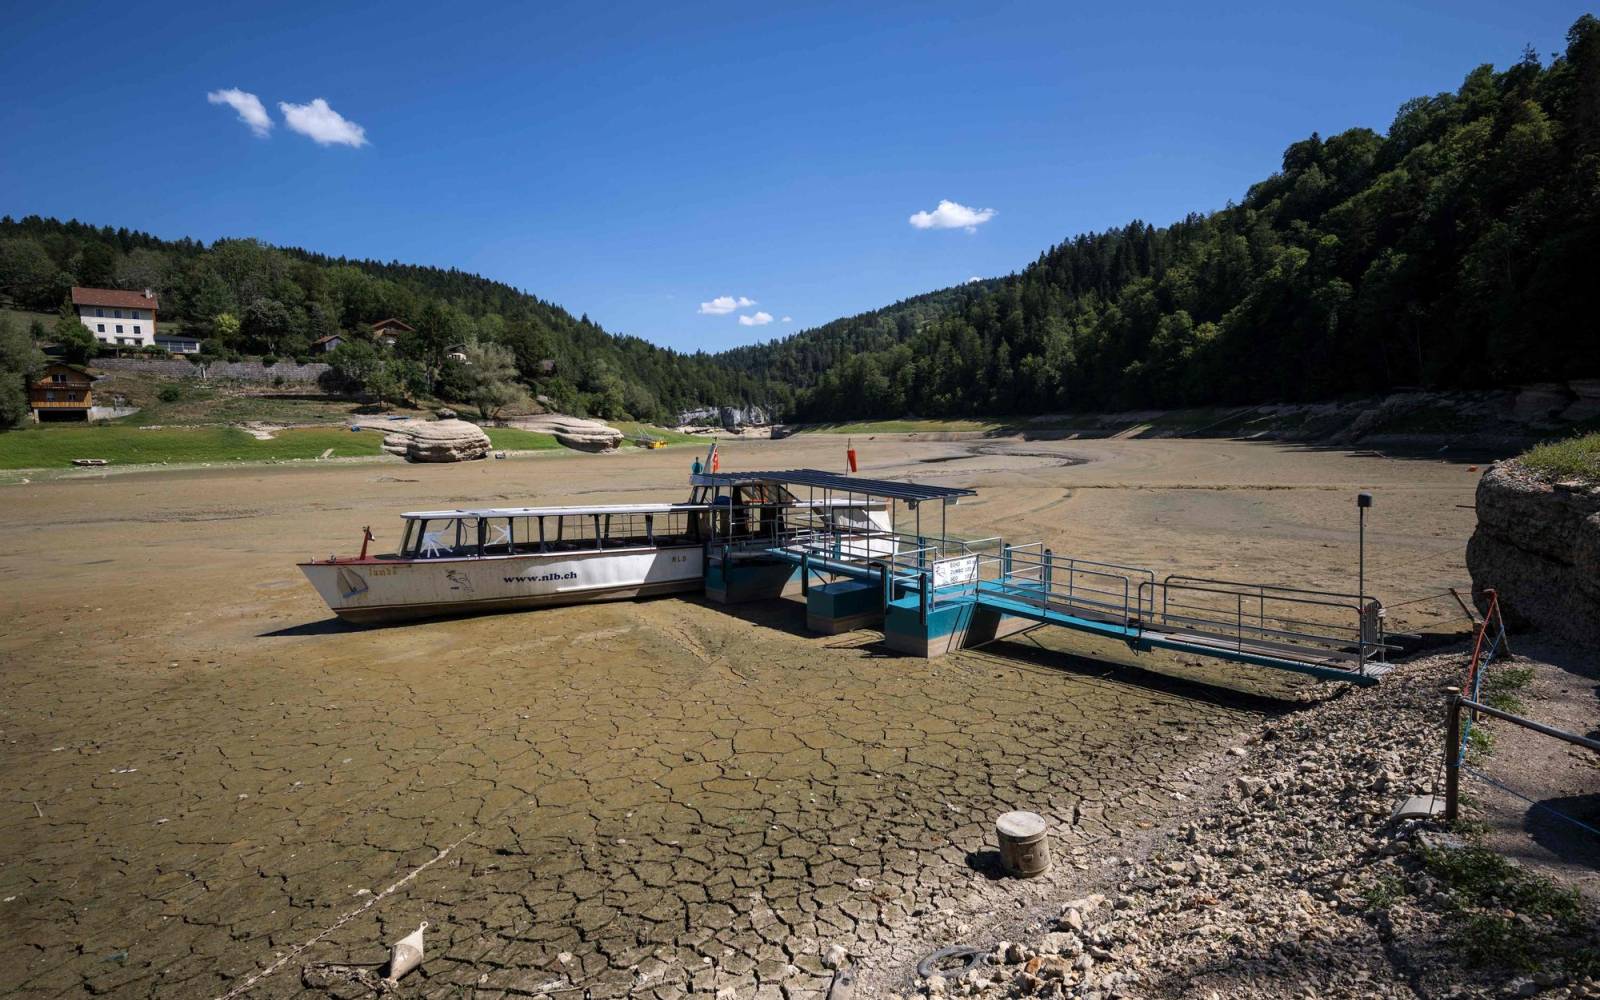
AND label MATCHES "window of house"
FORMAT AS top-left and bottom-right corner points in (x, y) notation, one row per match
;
(45, 391), (56, 402)
(133, 325), (141, 334)
(95, 308), (104, 317)
(113, 309), (122, 318)
(52, 373), (65, 383)
(96, 323), (105, 332)
(115, 325), (123, 334)
(67, 392), (78, 401)
(131, 310), (142, 319)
